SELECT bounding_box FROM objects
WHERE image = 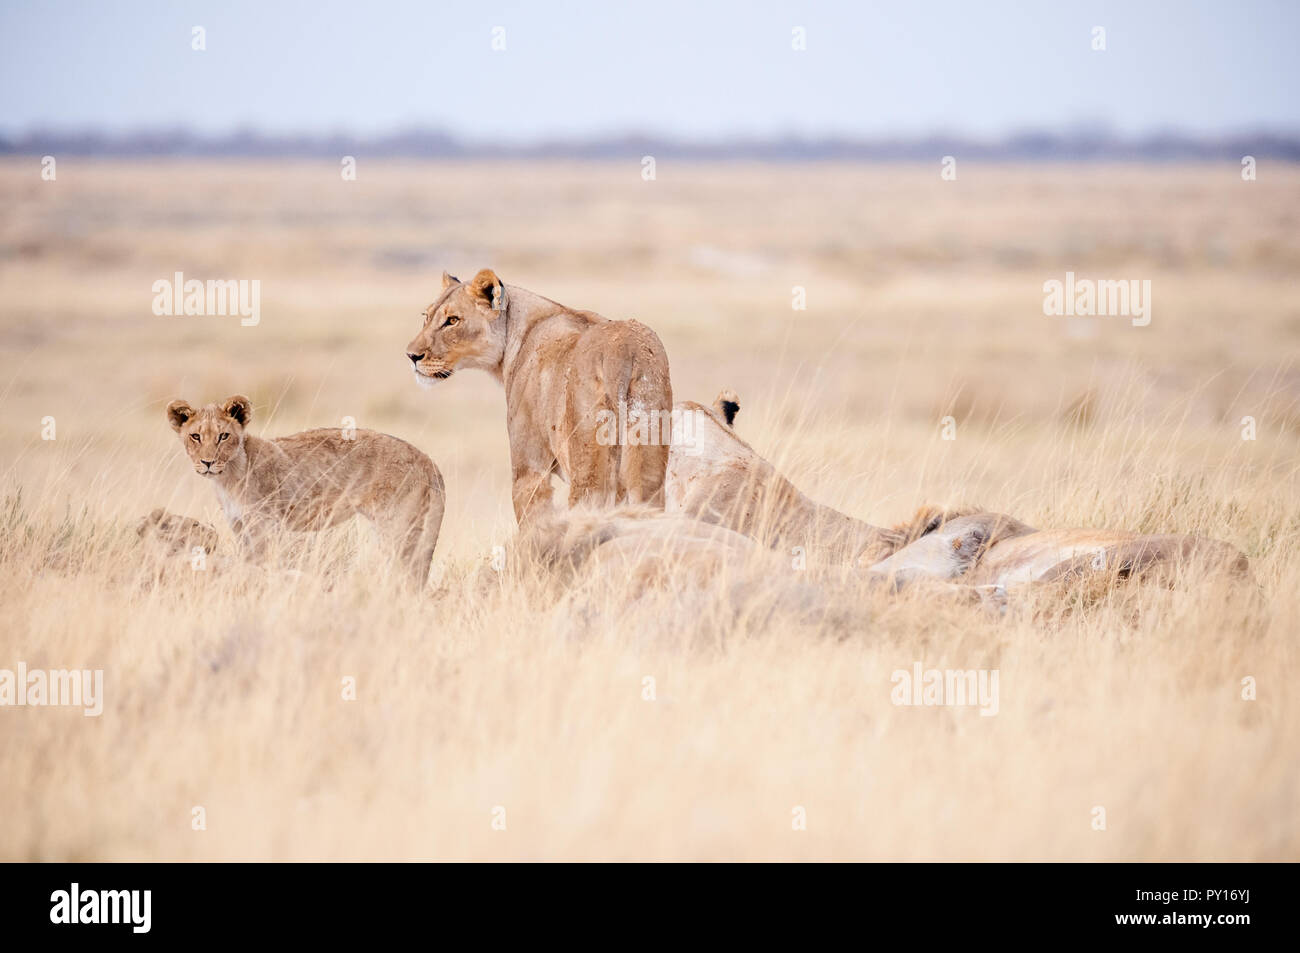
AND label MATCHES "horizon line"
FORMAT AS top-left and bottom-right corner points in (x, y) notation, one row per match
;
(5, 126), (1300, 161)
